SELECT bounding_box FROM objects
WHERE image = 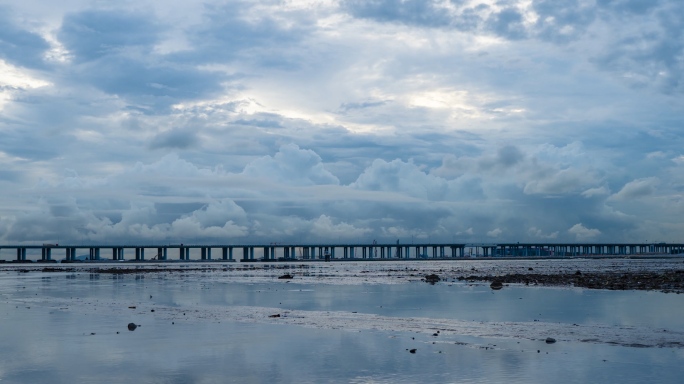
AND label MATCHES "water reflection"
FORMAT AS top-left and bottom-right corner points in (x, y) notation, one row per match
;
(0, 272), (682, 383)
